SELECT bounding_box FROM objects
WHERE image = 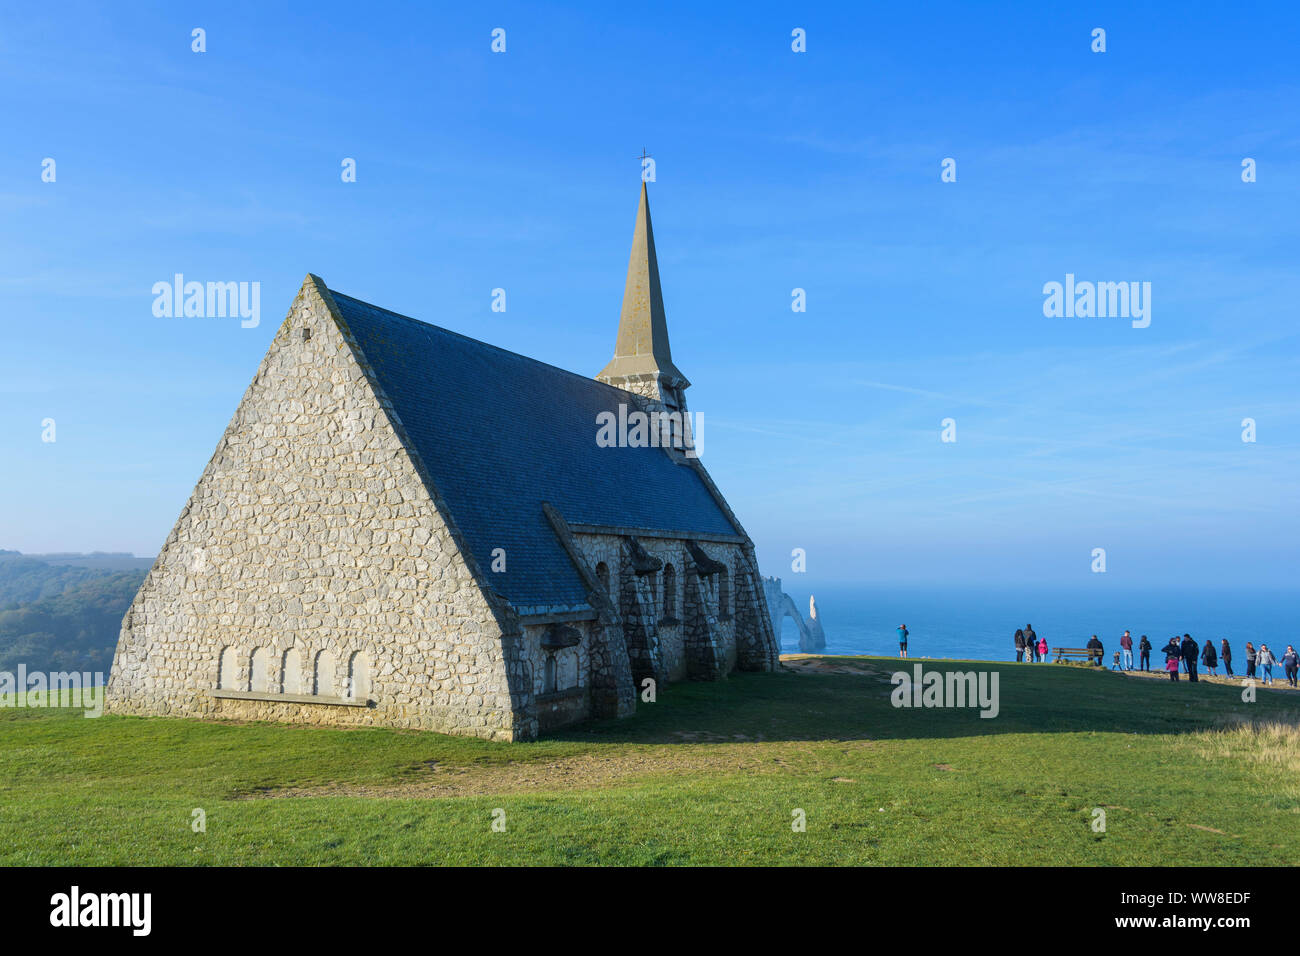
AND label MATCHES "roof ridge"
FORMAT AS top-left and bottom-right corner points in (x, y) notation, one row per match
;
(326, 287), (644, 403)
